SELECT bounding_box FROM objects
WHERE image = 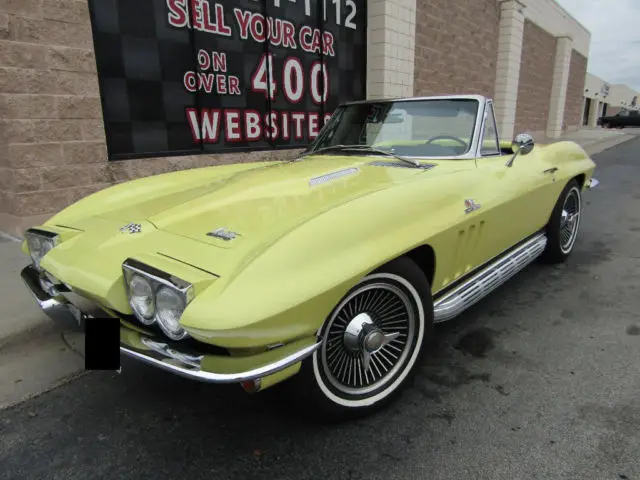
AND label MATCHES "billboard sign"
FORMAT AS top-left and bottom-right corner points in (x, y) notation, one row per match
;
(88, 0), (367, 160)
